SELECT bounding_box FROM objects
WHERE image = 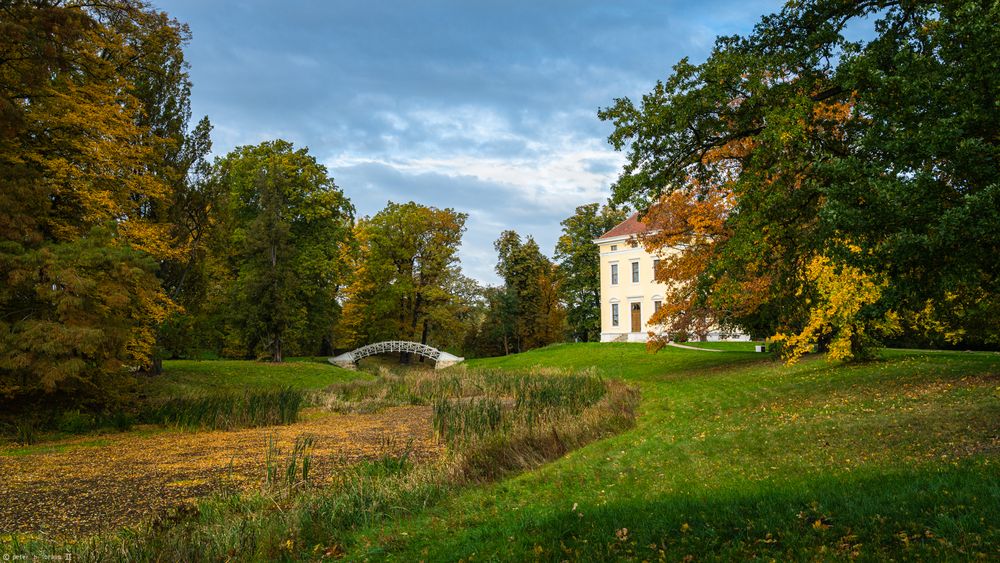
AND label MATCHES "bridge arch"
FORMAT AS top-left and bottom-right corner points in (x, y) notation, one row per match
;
(329, 341), (464, 370)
